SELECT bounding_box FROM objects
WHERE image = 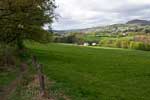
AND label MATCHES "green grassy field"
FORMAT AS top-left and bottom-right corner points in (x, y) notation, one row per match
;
(27, 43), (150, 100)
